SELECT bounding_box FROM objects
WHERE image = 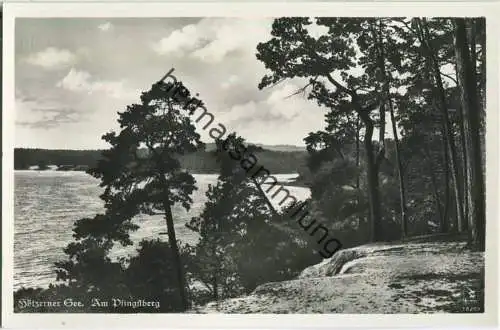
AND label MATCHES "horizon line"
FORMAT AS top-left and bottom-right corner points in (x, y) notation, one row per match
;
(13, 144), (309, 151)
